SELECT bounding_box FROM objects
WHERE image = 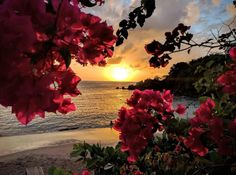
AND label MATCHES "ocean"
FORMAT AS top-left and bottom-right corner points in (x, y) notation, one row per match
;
(0, 81), (198, 136)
